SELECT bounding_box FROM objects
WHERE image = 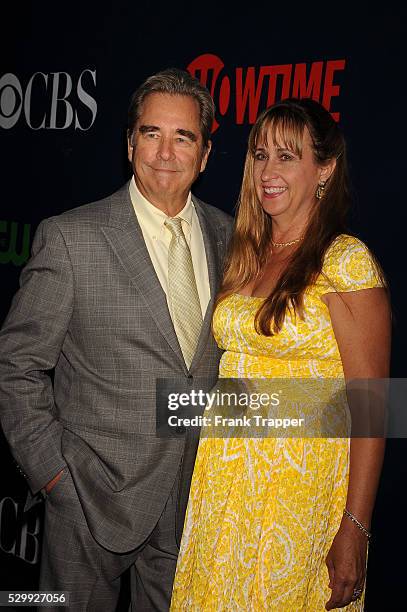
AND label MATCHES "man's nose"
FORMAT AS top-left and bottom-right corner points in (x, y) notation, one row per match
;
(157, 137), (175, 161)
